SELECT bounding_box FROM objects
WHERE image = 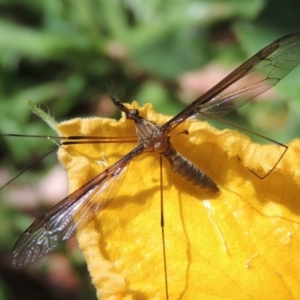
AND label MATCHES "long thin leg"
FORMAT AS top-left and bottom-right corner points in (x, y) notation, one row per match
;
(160, 156), (169, 299)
